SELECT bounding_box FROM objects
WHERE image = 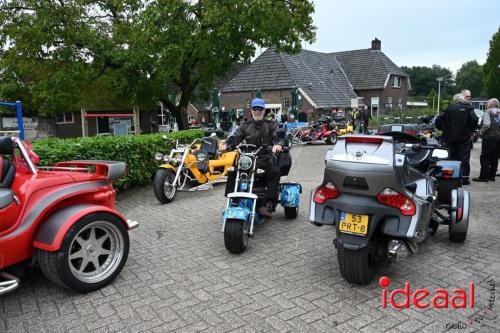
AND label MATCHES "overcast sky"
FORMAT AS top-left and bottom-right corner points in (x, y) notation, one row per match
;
(305, 0), (499, 73)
